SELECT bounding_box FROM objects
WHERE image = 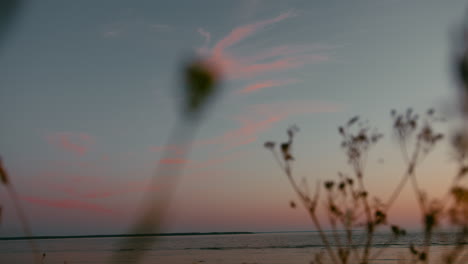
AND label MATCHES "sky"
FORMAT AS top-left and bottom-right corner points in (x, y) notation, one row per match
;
(0, 0), (467, 236)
